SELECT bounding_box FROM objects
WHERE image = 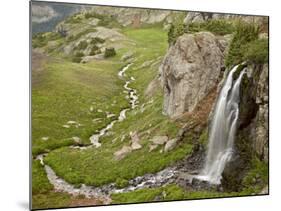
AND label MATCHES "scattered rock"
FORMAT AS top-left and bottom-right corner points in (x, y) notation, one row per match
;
(178, 172), (195, 184)
(130, 131), (142, 150)
(164, 138), (178, 152)
(130, 131), (140, 143)
(90, 106), (94, 112)
(67, 120), (77, 124)
(150, 136), (168, 145)
(114, 146), (132, 160)
(120, 135), (126, 142)
(41, 137), (49, 141)
(62, 125), (70, 128)
(260, 185), (269, 194)
(97, 109), (103, 113)
(72, 136), (81, 144)
(92, 118), (102, 122)
(107, 113), (116, 118)
(149, 144), (158, 152)
(131, 142), (142, 150)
